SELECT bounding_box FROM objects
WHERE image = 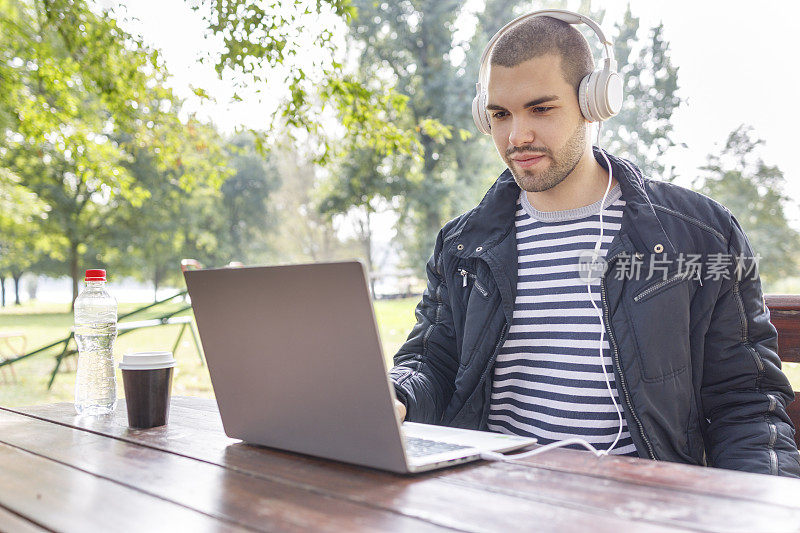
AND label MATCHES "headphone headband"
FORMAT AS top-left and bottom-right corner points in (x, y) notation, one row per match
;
(477, 9), (614, 92)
